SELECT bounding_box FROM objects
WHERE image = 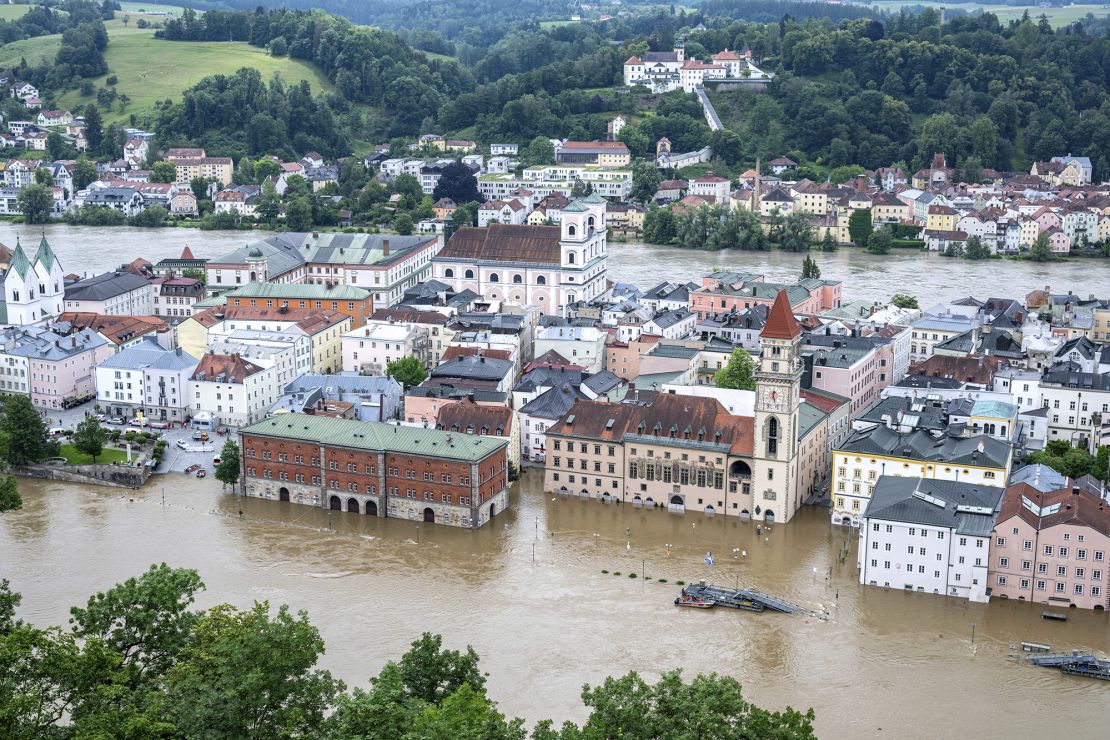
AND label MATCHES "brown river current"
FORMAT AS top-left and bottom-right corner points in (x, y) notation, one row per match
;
(2, 473), (1109, 738)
